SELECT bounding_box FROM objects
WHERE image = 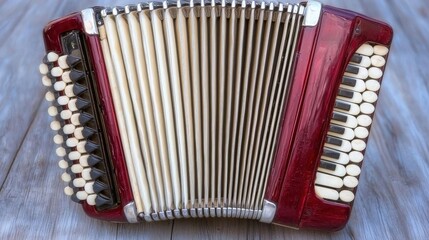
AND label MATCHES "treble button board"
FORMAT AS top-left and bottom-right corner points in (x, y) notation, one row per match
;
(315, 43), (389, 204)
